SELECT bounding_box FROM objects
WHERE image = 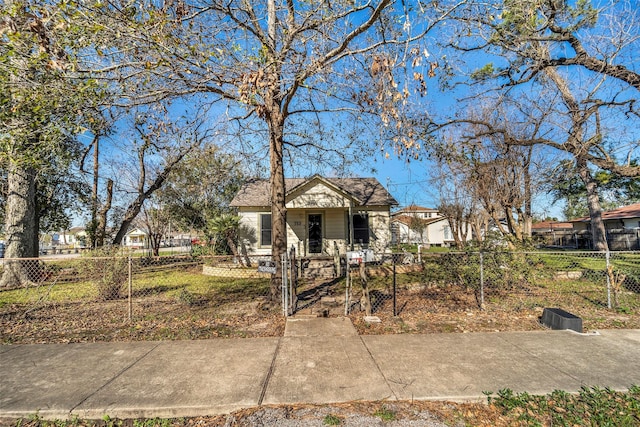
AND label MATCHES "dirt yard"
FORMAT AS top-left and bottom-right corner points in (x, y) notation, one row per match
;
(2, 280), (639, 344)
